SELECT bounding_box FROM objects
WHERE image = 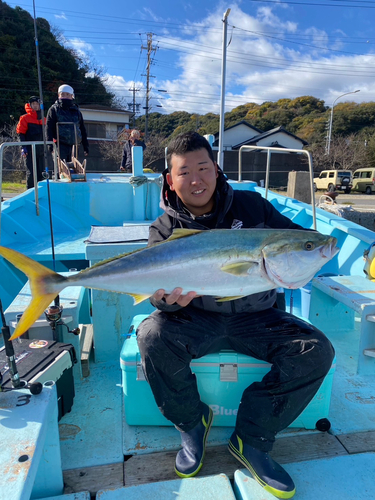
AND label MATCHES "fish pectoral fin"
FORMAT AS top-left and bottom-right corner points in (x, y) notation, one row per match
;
(216, 295), (246, 302)
(127, 293), (152, 305)
(167, 229), (203, 241)
(220, 261), (257, 276)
